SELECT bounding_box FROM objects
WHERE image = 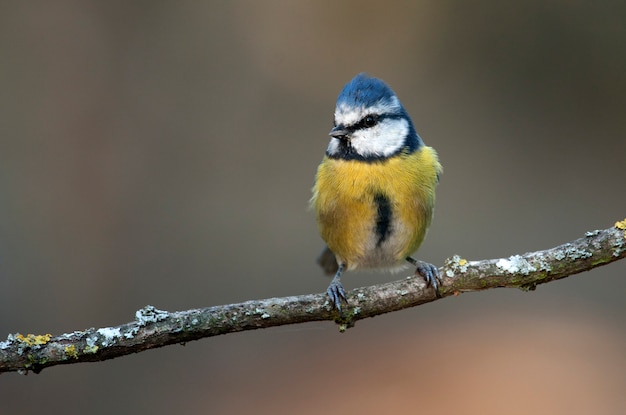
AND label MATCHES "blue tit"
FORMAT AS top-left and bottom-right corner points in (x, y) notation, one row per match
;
(311, 73), (442, 311)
